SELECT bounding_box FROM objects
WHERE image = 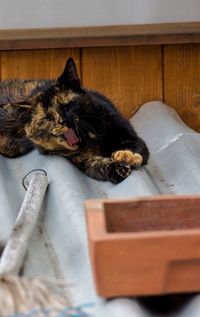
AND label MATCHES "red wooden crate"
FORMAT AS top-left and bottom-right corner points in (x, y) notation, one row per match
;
(85, 195), (200, 297)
